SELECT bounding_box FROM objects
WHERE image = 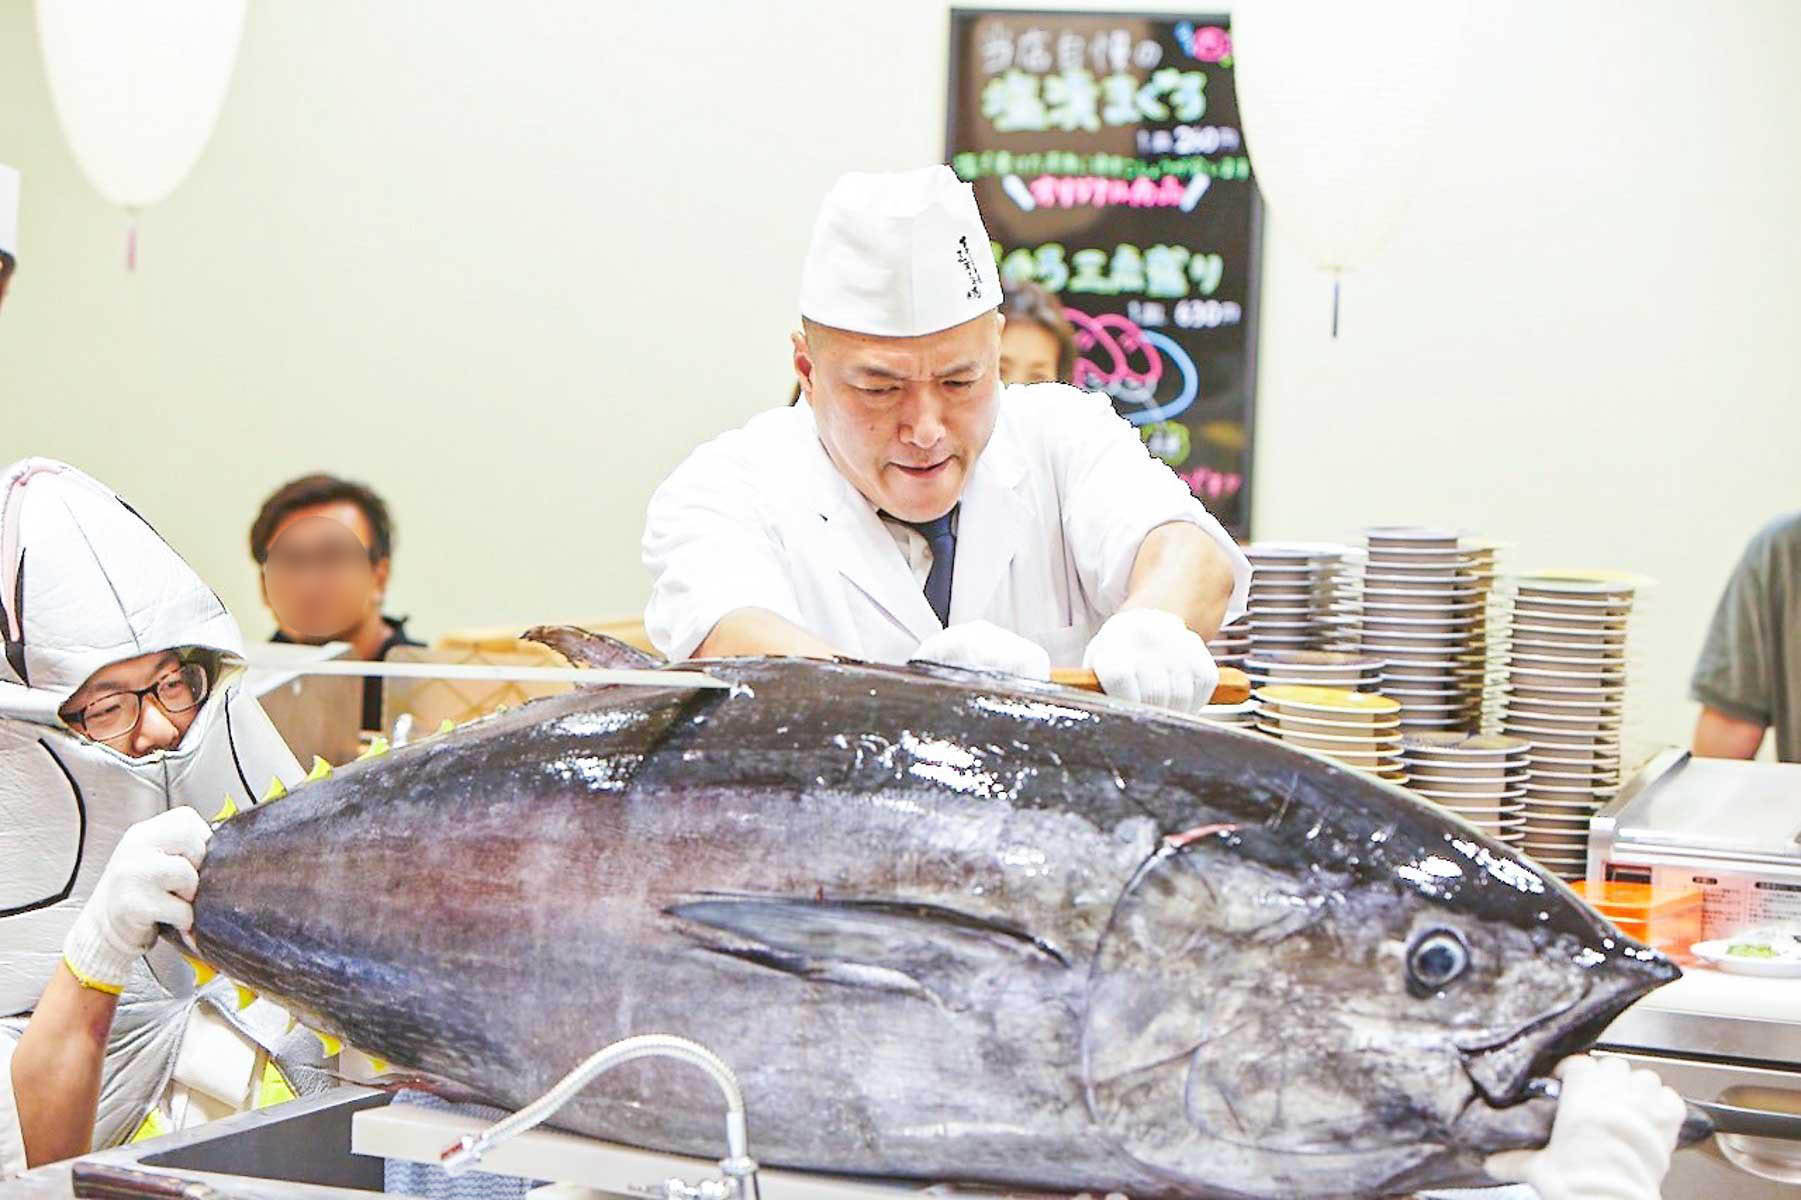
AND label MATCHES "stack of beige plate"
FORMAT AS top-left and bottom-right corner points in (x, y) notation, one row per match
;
(1400, 732), (1530, 846)
(1251, 540), (1366, 650)
(1511, 569), (1654, 764)
(1208, 615), (1252, 669)
(1243, 545), (1349, 656)
(1458, 538), (1512, 731)
(1359, 528), (1482, 731)
(1496, 574), (1640, 879)
(1517, 788), (1600, 880)
(1244, 649), (1385, 693)
(1196, 699), (1257, 729)
(1254, 685), (1404, 782)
